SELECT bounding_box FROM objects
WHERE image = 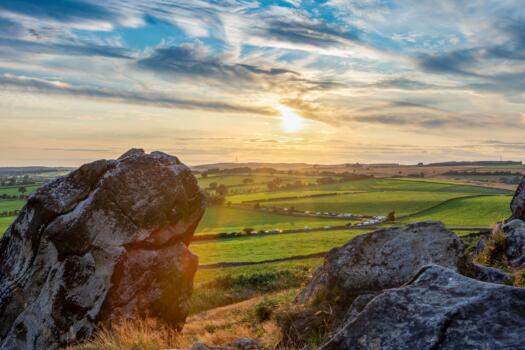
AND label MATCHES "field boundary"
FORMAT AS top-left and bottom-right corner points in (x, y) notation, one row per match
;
(389, 177), (513, 193)
(197, 227), (489, 269)
(198, 252), (327, 269)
